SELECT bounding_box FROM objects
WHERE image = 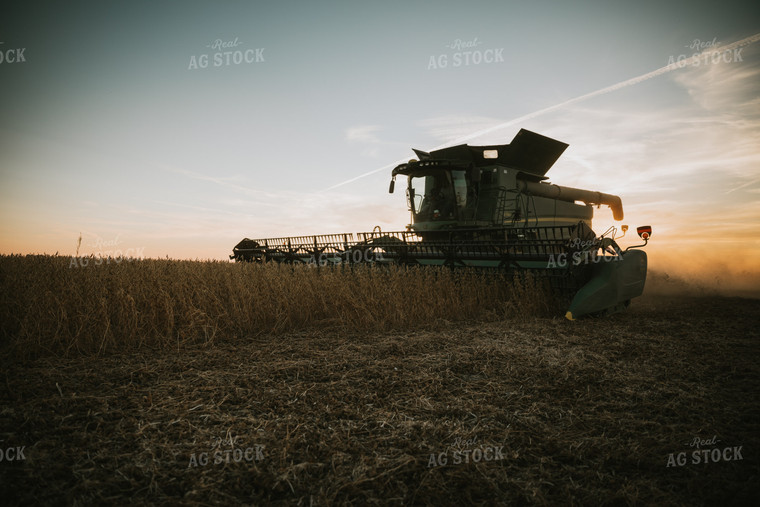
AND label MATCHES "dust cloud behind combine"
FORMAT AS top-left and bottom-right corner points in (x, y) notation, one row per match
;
(646, 248), (760, 298)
